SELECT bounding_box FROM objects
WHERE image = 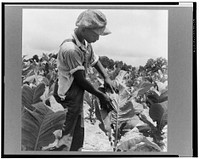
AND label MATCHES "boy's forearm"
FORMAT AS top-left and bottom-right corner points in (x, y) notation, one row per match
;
(73, 70), (103, 98)
(94, 60), (115, 93)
